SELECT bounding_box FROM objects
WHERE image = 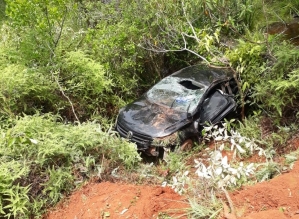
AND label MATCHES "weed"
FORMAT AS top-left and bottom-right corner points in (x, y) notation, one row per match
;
(285, 149), (299, 166)
(187, 197), (222, 219)
(255, 162), (281, 182)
